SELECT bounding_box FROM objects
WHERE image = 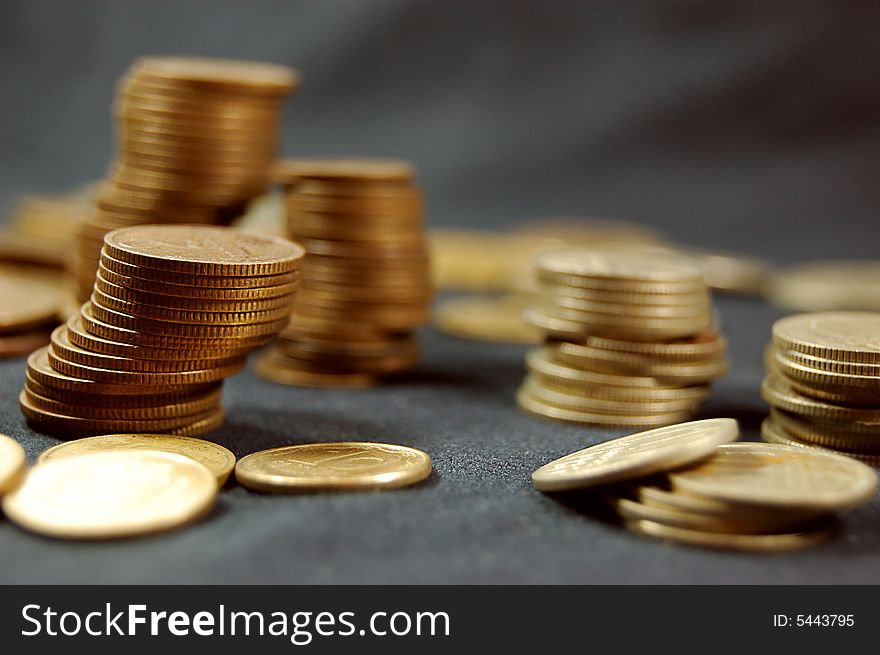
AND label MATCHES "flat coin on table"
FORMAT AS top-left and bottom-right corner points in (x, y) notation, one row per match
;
(0, 434), (26, 495)
(530, 418), (739, 492)
(668, 442), (878, 511)
(38, 434), (236, 486)
(235, 442), (432, 493)
(2, 450), (217, 539)
(625, 517), (838, 552)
